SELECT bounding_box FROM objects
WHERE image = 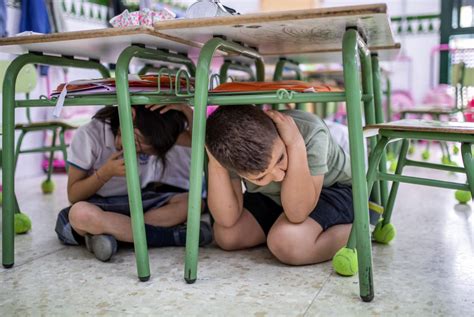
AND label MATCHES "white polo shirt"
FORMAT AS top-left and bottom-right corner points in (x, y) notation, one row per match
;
(67, 119), (192, 197)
